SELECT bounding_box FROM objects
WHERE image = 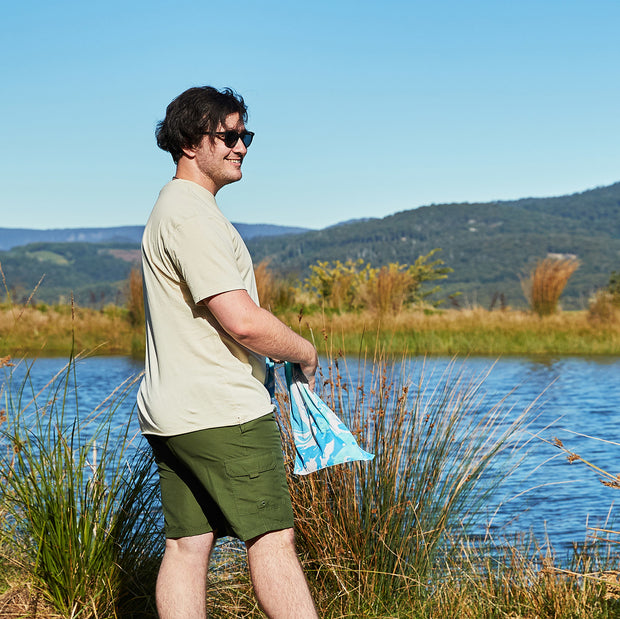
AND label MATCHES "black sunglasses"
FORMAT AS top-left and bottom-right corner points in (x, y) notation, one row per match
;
(205, 130), (254, 149)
